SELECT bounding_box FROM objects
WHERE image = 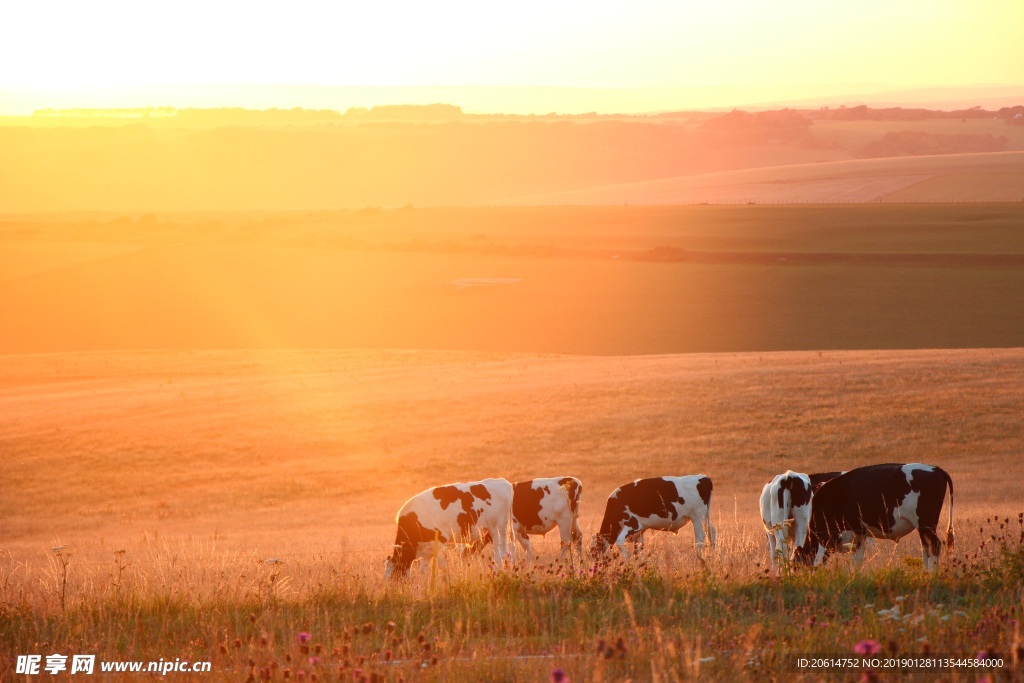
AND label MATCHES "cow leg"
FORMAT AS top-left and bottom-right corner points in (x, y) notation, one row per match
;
(918, 526), (942, 572)
(570, 518), (584, 560)
(772, 528), (789, 564)
(768, 506), (791, 560)
(614, 527), (635, 559)
(791, 506), (811, 551)
(517, 529), (534, 561)
(765, 530), (779, 569)
(692, 515), (709, 555)
(418, 544), (447, 577)
(615, 518), (642, 559)
(490, 525), (510, 566)
(469, 529), (493, 556)
(556, 521), (573, 561)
